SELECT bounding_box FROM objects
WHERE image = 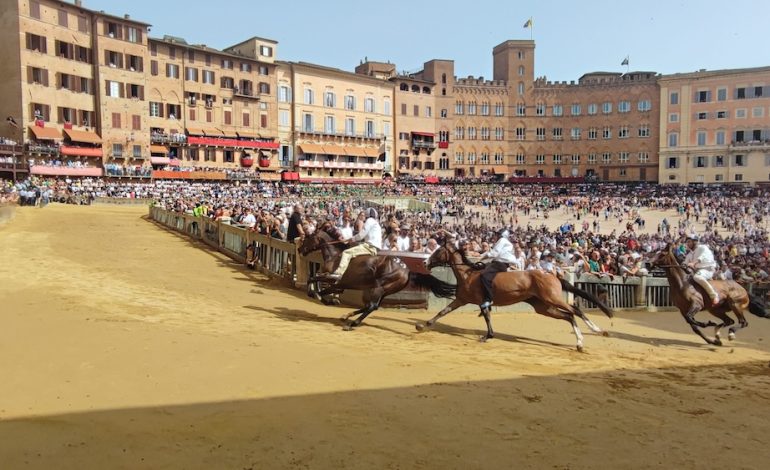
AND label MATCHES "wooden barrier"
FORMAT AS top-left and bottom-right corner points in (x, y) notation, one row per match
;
(93, 197), (154, 205)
